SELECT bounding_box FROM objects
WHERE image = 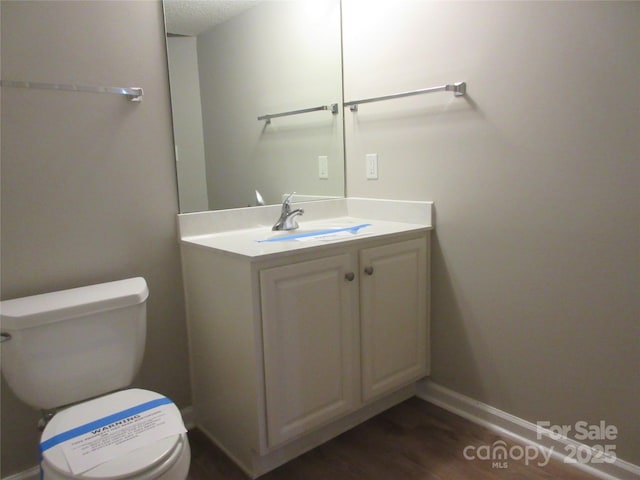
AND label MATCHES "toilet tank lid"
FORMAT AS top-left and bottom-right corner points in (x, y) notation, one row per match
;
(0, 277), (149, 330)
